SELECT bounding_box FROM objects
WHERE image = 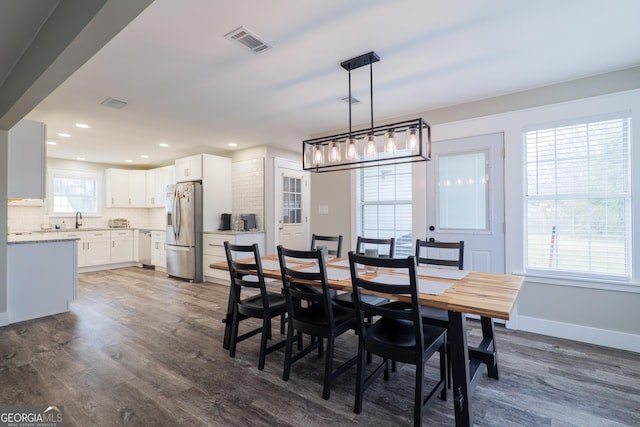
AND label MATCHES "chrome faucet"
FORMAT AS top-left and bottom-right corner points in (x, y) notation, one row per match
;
(75, 211), (83, 229)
